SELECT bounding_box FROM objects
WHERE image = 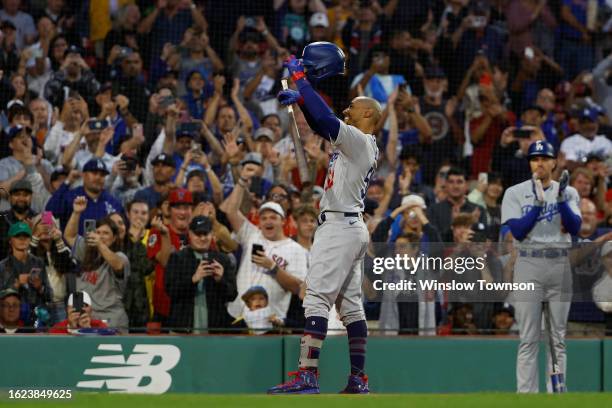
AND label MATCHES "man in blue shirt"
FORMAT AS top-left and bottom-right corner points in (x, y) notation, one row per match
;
(45, 158), (124, 234)
(134, 153), (176, 210)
